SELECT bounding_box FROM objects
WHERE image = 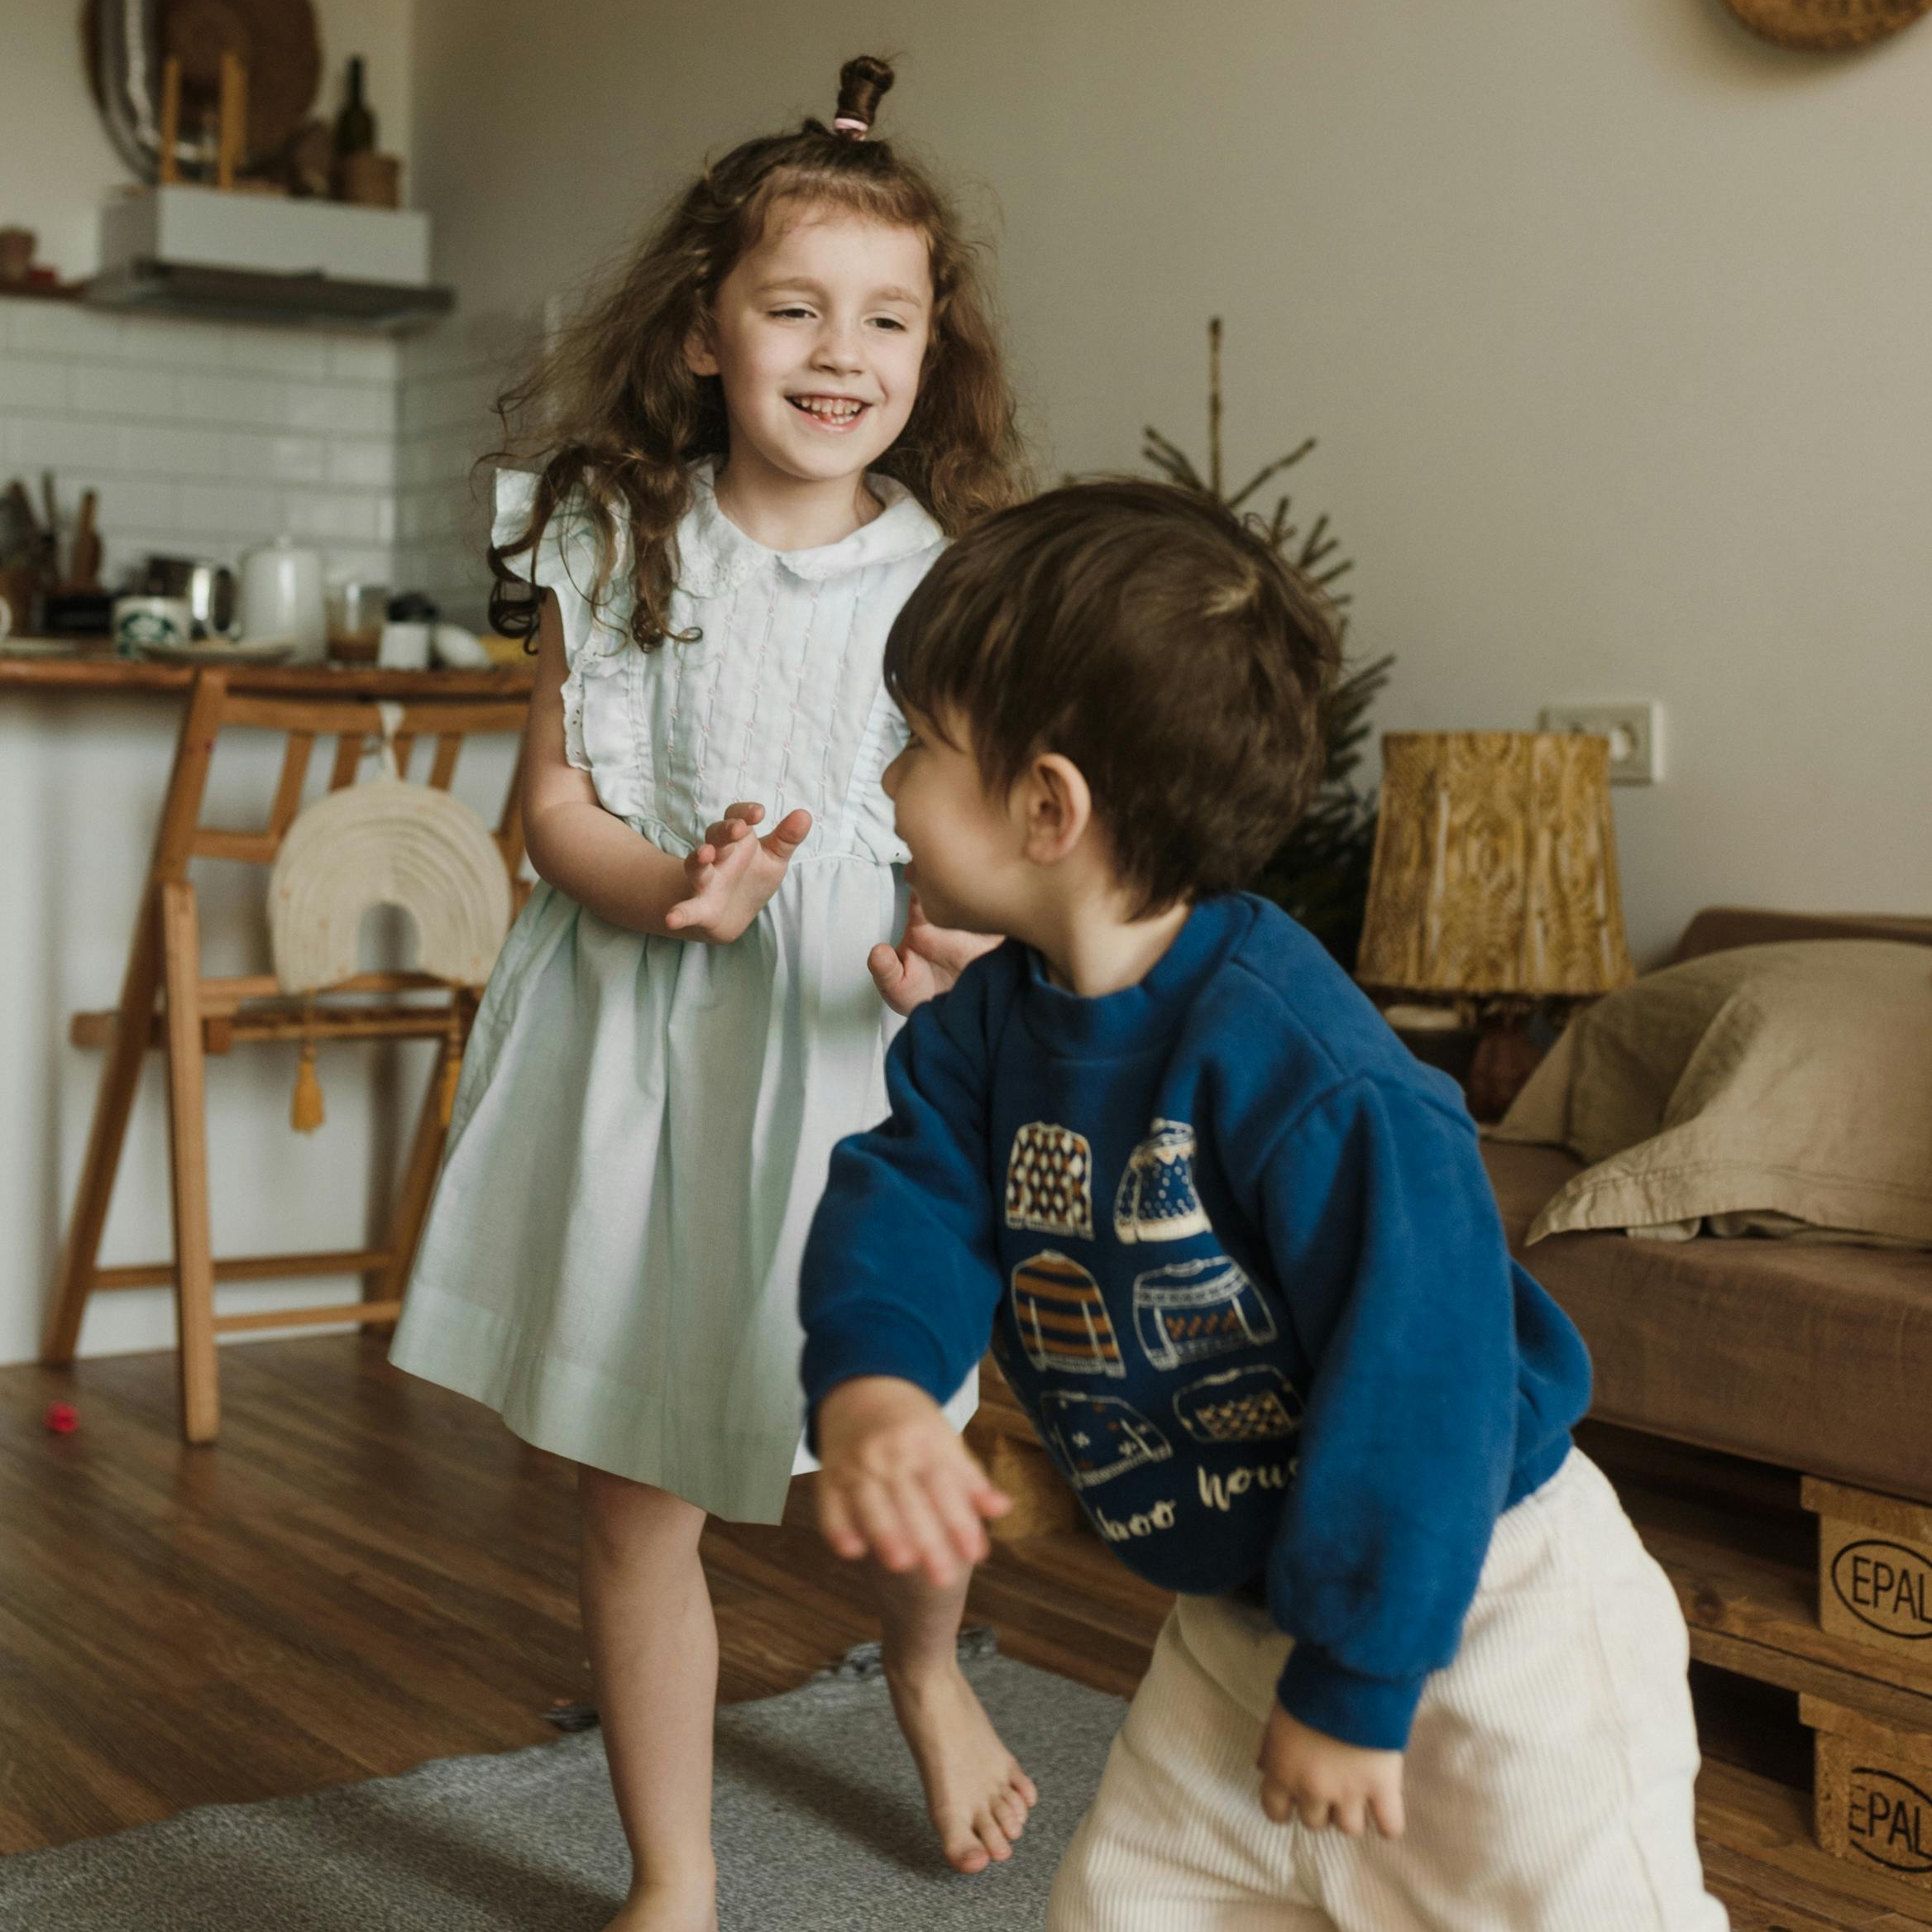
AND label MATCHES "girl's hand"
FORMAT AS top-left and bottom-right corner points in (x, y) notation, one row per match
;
(663, 801), (812, 943)
(814, 1376), (1011, 1589)
(1257, 1704), (1406, 1839)
(868, 894), (1002, 1015)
